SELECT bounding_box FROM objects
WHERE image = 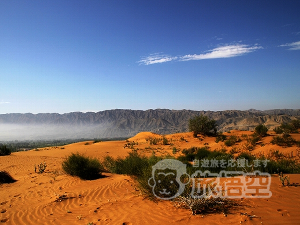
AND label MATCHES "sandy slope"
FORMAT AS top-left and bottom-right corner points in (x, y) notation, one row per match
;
(1, 131), (300, 224)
